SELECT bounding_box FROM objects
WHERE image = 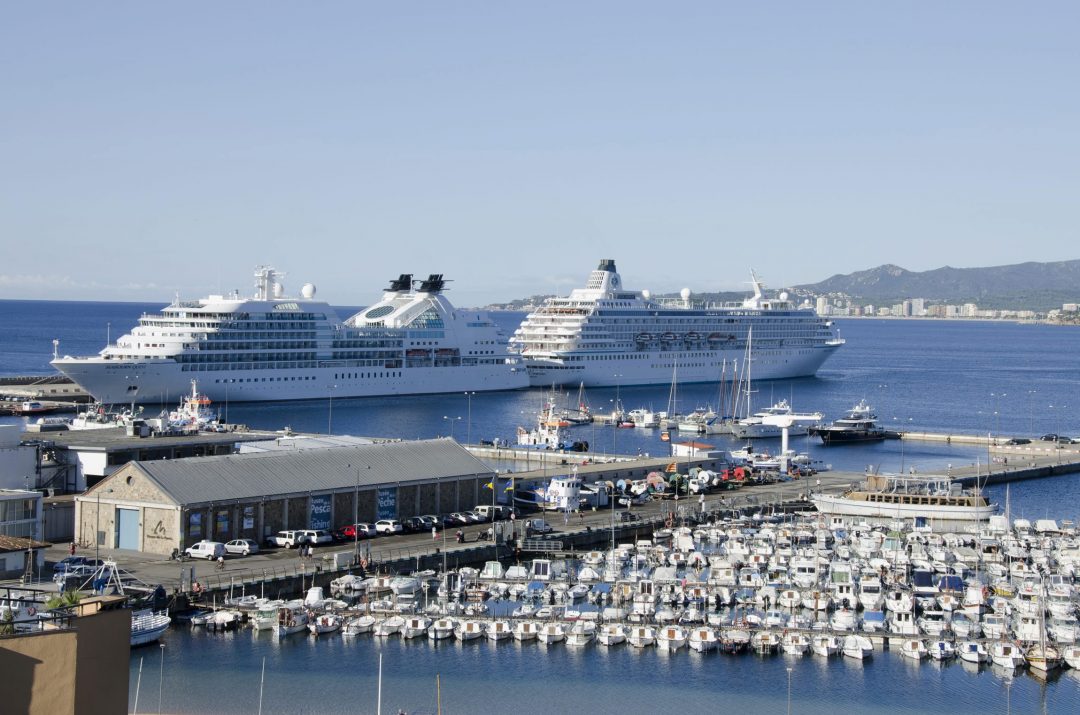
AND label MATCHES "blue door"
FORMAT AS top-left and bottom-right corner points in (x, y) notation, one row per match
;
(117, 508), (140, 550)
